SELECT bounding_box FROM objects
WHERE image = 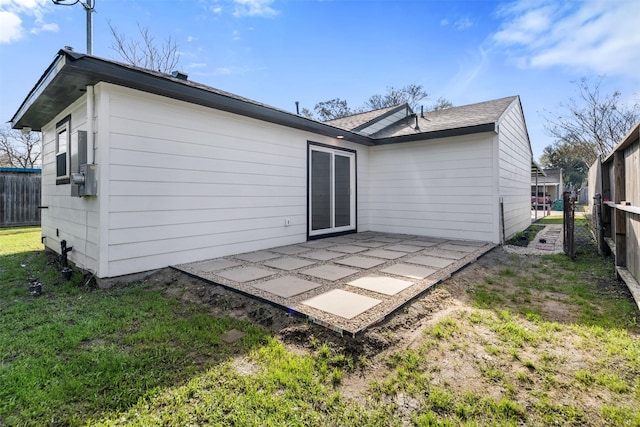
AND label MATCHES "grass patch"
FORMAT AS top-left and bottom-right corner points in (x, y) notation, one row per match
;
(505, 224), (544, 246)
